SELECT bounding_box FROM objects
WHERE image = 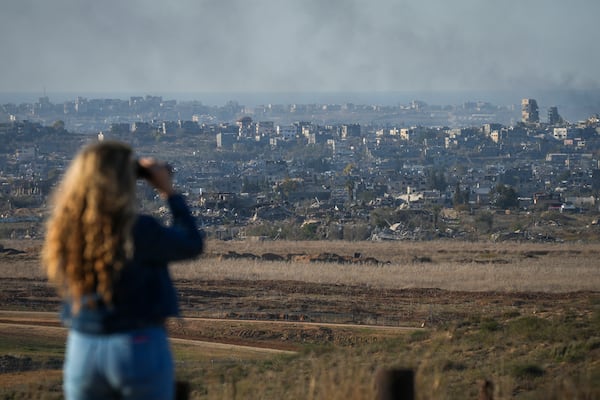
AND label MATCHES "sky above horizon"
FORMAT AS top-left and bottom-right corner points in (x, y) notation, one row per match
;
(1, 0), (599, 98)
